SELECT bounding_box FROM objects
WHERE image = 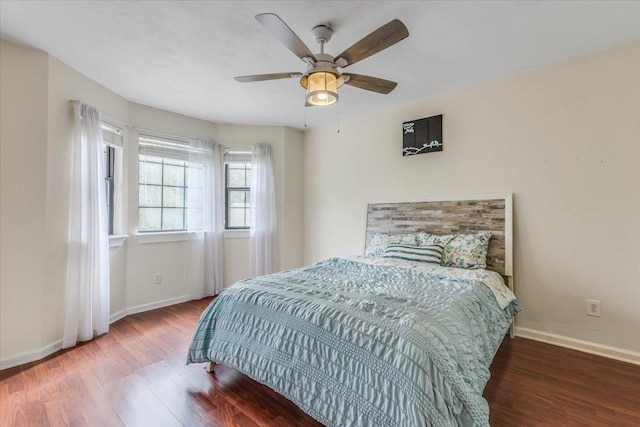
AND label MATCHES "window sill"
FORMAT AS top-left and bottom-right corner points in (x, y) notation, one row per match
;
(135, 231), (203, 244)
(223, 229), (250, 239)
(109, 234), (129, 248)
